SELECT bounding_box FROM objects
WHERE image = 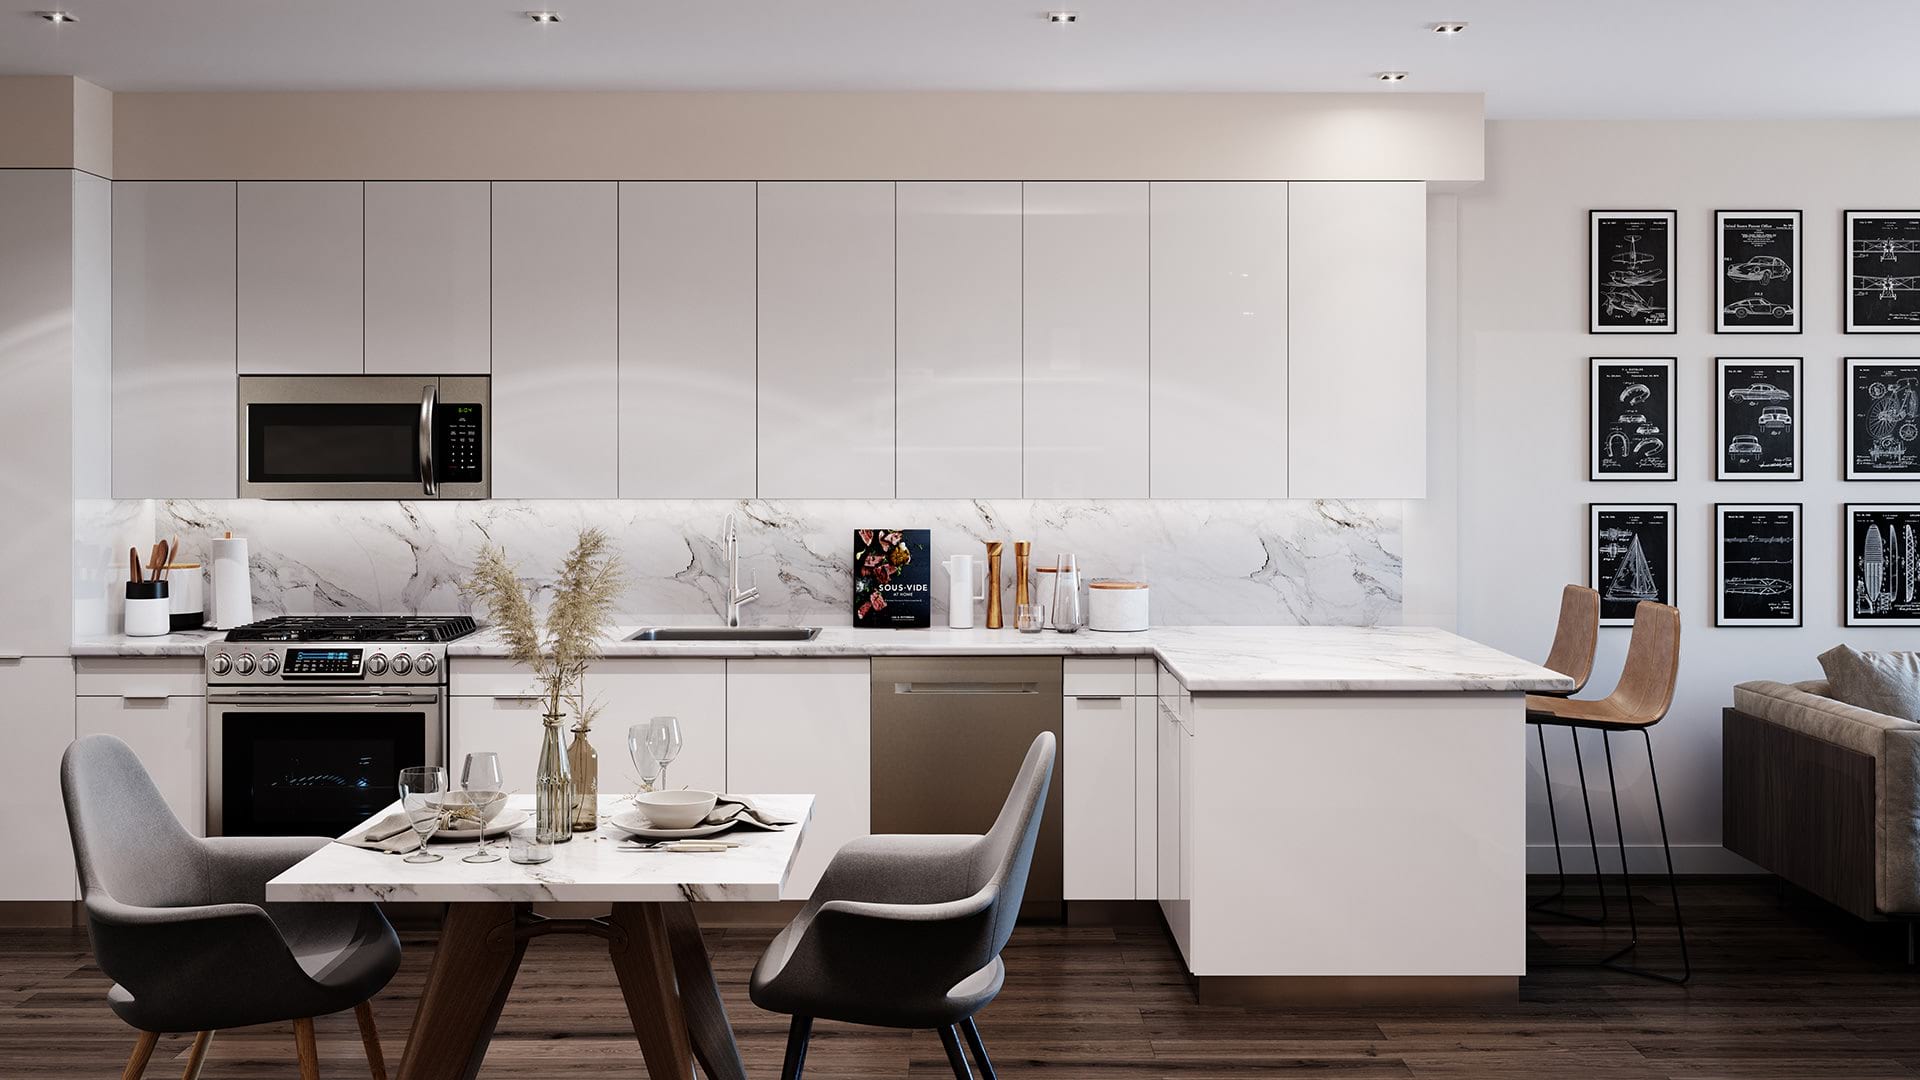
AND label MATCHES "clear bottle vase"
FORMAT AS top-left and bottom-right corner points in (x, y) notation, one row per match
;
(535, 713), (575, 844)
(565, 724), (599, 832)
